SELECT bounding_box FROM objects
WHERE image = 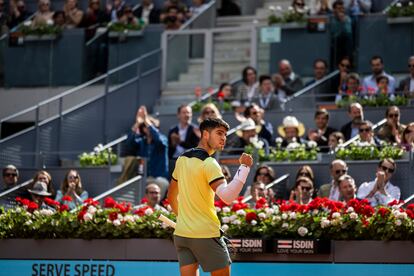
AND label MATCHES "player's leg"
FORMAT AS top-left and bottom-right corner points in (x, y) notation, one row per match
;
(192, 237), (232, 274)
(180, 263), (200, 276)
(211, 265), (230, 276)
(174, 236), (199, 276)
